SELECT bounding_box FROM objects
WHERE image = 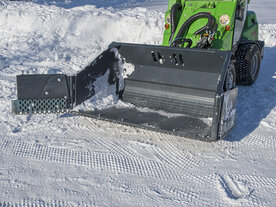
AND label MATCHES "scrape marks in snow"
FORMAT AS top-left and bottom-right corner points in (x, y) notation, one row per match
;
(10, 141), (180, 182)
(218, 174), (253, 200)
(215, 173), (276, 206)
